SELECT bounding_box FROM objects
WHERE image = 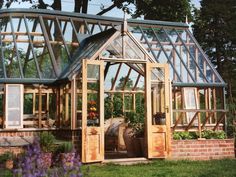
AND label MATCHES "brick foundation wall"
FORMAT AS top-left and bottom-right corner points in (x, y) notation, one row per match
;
(0, 129), (82, 156)
(171, 139), (235, 160)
